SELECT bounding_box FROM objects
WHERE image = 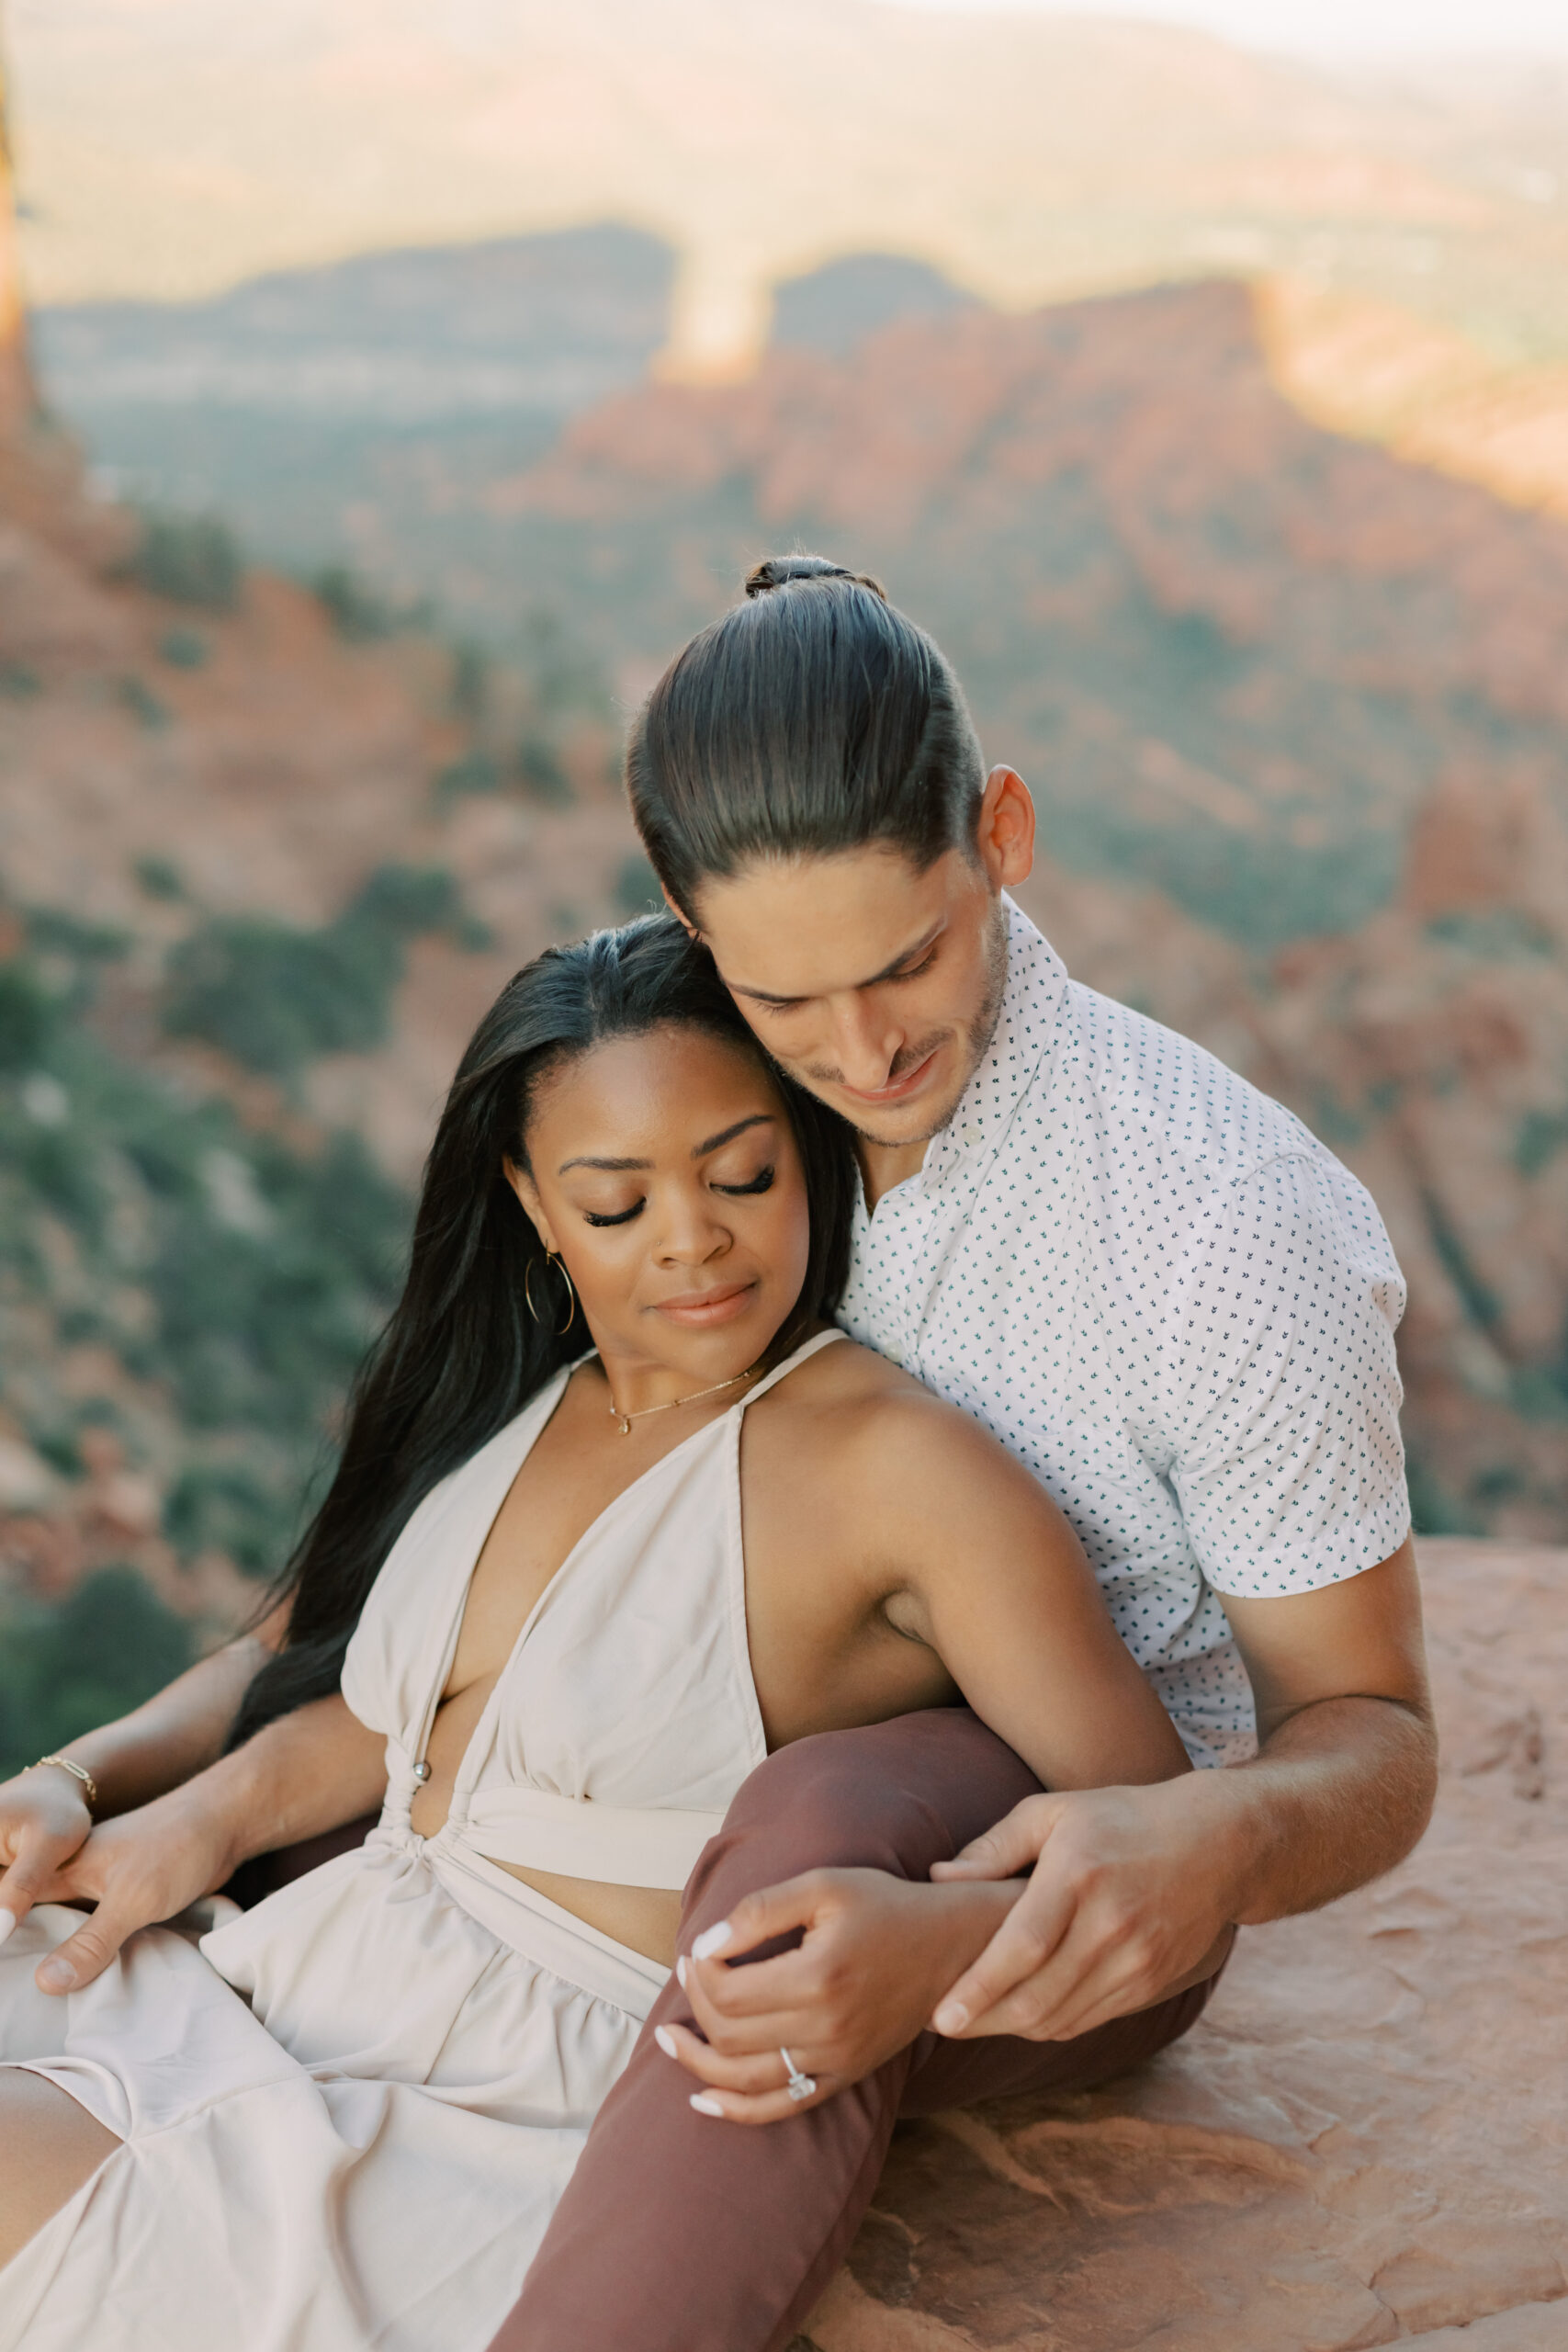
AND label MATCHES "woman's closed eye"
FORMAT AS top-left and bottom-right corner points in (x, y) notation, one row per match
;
(578, 1166), (774, 1227)
(715, 1165), (774, 1198)
(581, 1200), (644, 1227)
